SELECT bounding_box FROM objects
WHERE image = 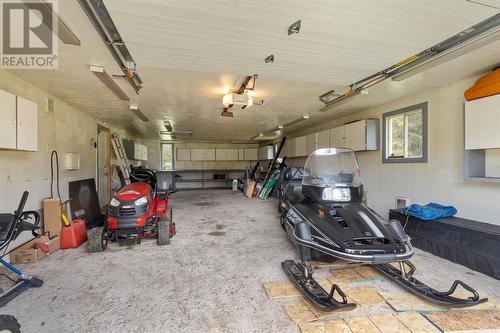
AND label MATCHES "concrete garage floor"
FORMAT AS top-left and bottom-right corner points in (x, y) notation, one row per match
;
(4, 190), (500, 332)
